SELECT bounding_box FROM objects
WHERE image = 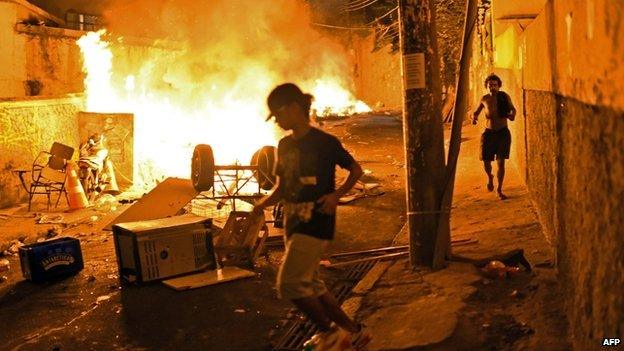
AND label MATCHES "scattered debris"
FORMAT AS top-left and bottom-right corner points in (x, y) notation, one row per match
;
(46, 226), (62, 238)
(486, 314), (534, 346)
(8, 242), (22, 254)
(94, 194), (118, 212)
(450, 249), (532, 272)
(0, 259), (10, 273)
(0, 213), (37, 220)
(37, 214), (64, 224)
(509, 290), (526, 298)
(339, 180), (385, 204)
(118, 198), (138, 204)
(96, 295), (111, 304)
(87, 275), (96, 282)
(326, 251), (409, 268)
(481, 260), (521, 279)
(319, 259), (331, 267)
(330, 245), (409, 259)
(163, 266), (256, 291)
